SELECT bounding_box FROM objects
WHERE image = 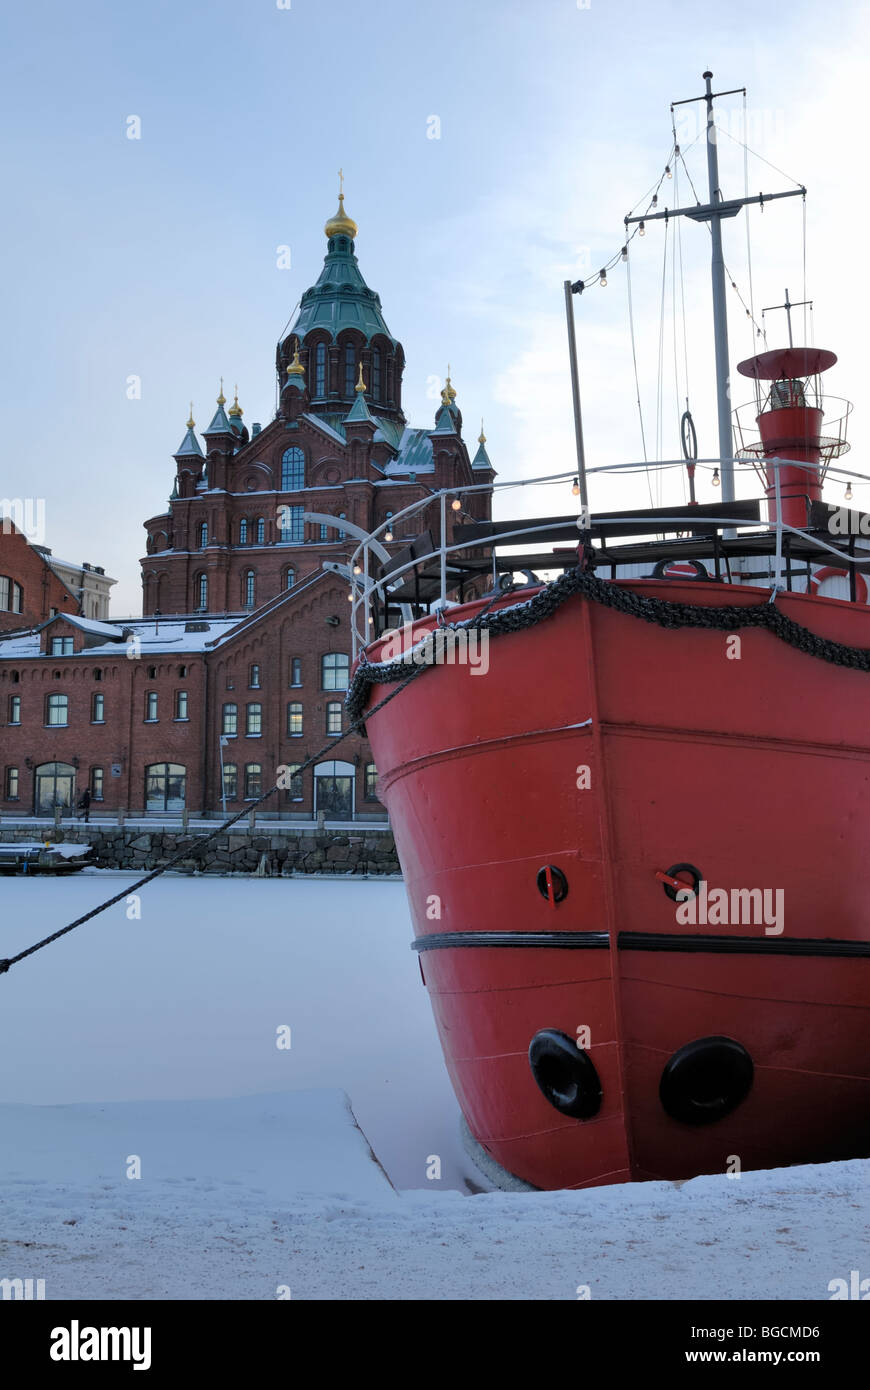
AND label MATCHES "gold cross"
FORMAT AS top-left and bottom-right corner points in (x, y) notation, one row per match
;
(339, 168), (344, 197)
